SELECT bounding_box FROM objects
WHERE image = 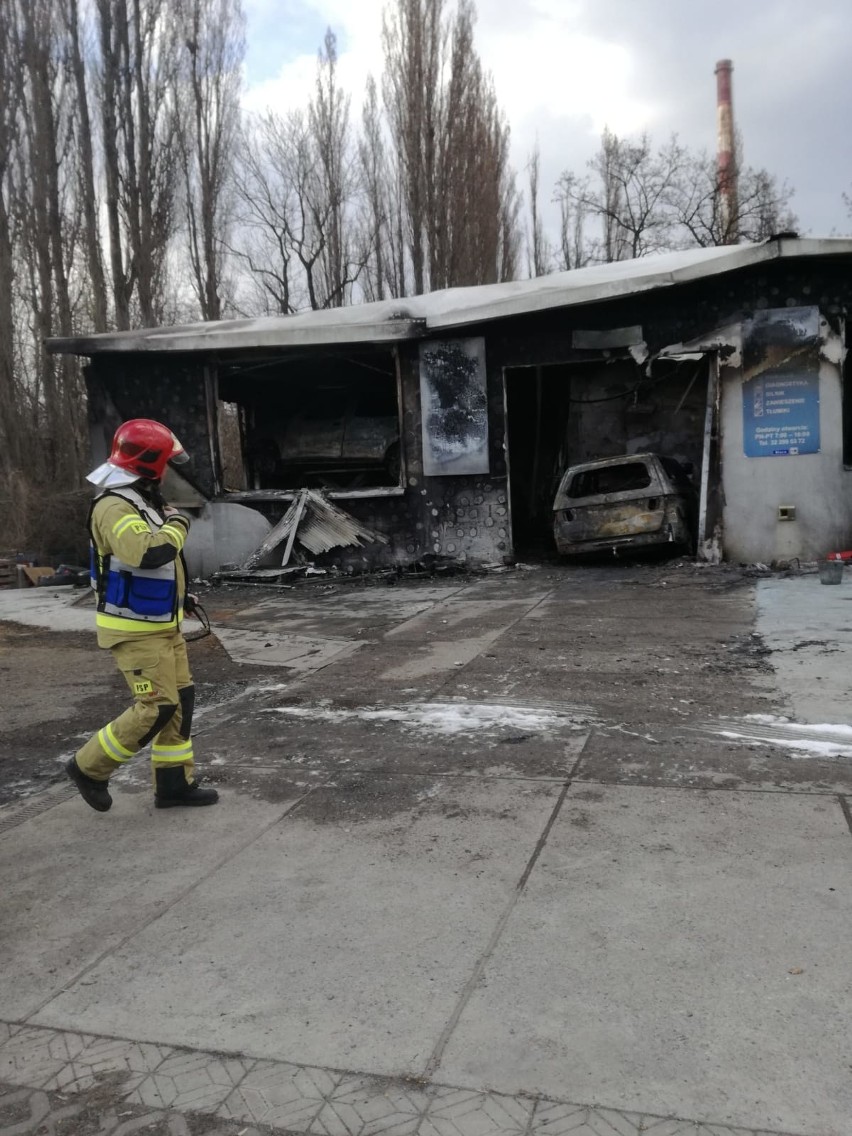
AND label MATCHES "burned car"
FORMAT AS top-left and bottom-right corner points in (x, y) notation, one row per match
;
(552, 453), (697, 558)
